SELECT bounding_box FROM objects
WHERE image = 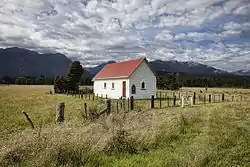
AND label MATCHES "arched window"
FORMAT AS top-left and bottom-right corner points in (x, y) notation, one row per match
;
(131, 85), (136, 94)
(141, 82), (145, 89)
